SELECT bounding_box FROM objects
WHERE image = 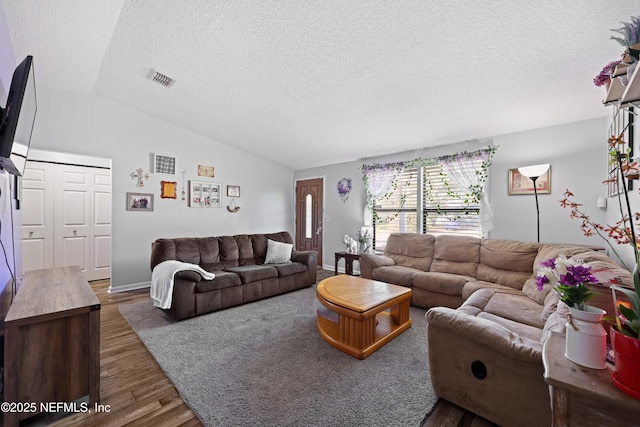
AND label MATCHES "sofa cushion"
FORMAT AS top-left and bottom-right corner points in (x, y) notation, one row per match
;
(476, 311), (543, 343)
(224, 265), (278, 283)
(272, 261), (307, 277)
(412, 272), (474, 296)
(463, 288), (544, 329)
(462, 280), (524, 301)
(430, 234), (480, 277)
(172, 238), (203, 265)
(195, 270), (242, 292)
(371, 265), (418, 287)
(477, 239), (540, 289)
(235, 234), (255, 261)
(384, 233), (435, 271)
(218, 235), (241, 268)
(264, 239), (293, 264)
